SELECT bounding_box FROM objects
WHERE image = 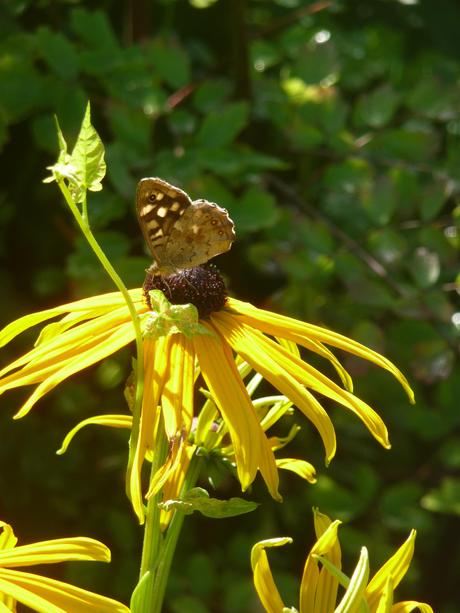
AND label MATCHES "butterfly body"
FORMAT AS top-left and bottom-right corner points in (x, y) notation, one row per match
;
(136, 177), (235, 276)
